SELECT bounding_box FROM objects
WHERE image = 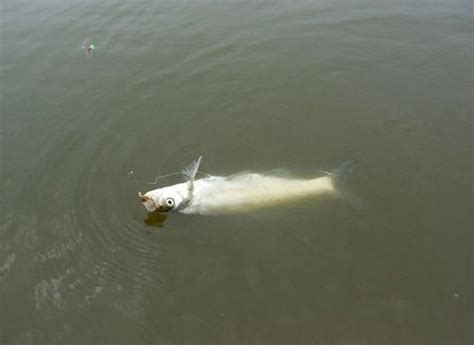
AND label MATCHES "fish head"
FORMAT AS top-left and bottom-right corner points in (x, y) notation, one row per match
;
(139, 186), (185, 213)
